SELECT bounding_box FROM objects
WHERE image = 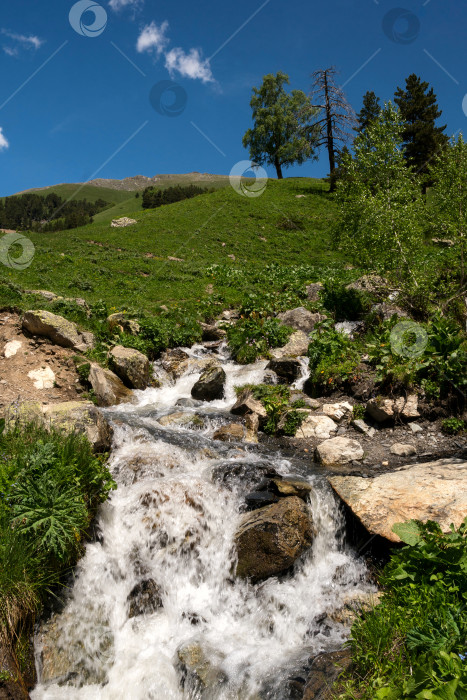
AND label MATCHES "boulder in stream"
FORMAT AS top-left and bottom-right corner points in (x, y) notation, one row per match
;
(89, 363), (134, 407)
(266, 357), (303, 384)
(109, 345), (150, 390)
(127, 579), (163, 618)
(176, 642), (227, 695)
(235, 496), (315, 582)
(191, 364), (226, 401)
(213, 423), (245, 442)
